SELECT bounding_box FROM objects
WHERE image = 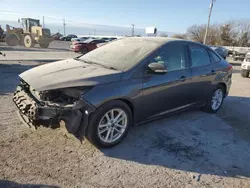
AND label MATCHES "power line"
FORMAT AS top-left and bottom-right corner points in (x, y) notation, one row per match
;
(42, 16), (45, 28)
(63, 19), (66, 36)
(204, 0), (216, 44)
(131, 24), (135, 36)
